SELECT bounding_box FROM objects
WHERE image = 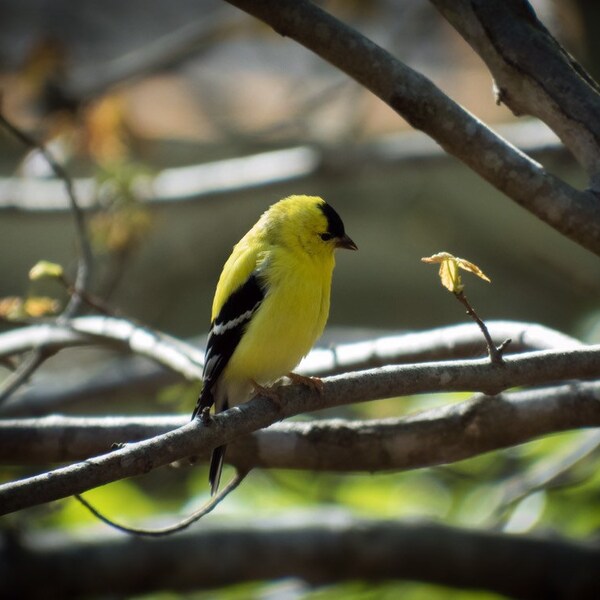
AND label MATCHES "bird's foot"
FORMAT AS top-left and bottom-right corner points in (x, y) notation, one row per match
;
(251, 380), (282, 406)
(287, 372), (324, 395)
